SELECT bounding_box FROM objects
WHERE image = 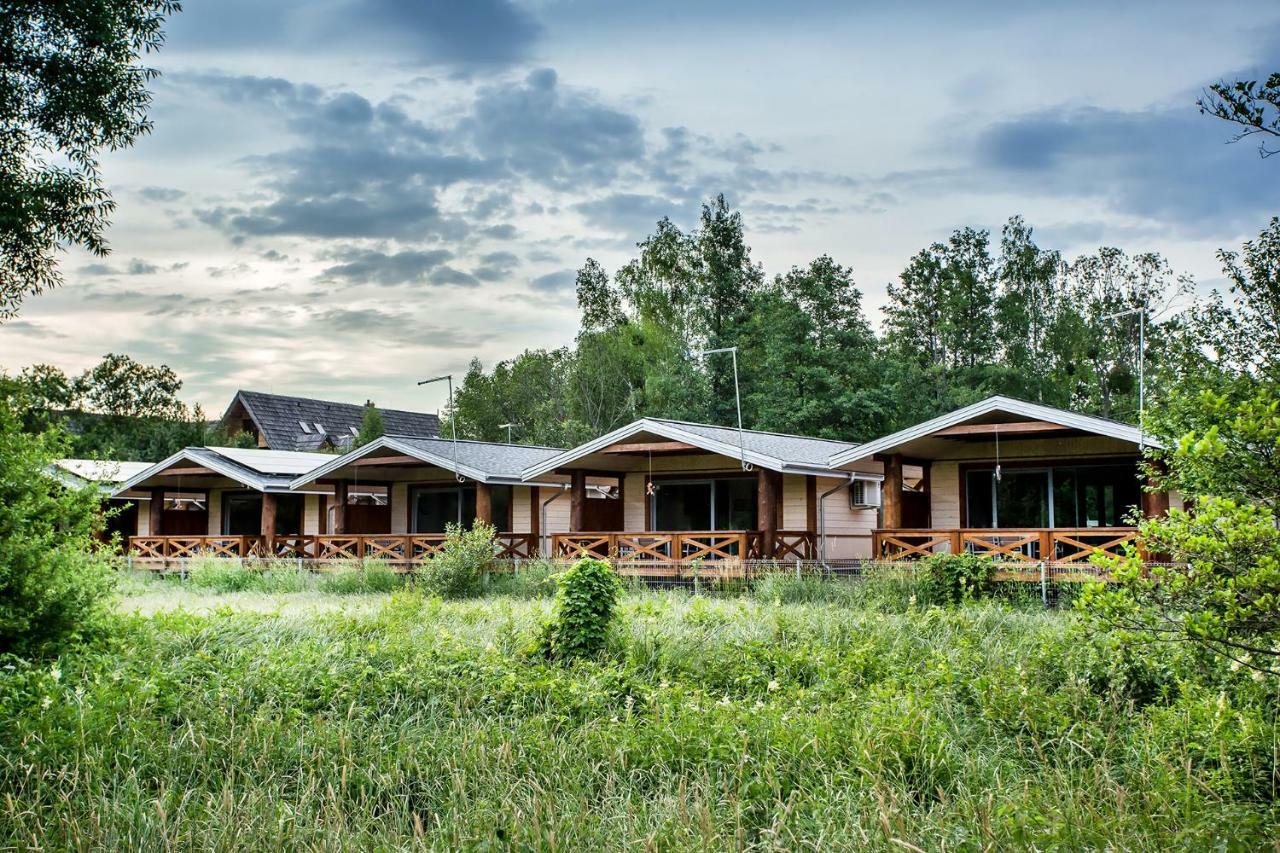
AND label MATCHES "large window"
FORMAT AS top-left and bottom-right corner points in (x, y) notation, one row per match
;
(965, 464), (1140, 529)
(651, 478), (757, 531)
(411, 485), (511, 533)
(221, 493), (303, 535)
